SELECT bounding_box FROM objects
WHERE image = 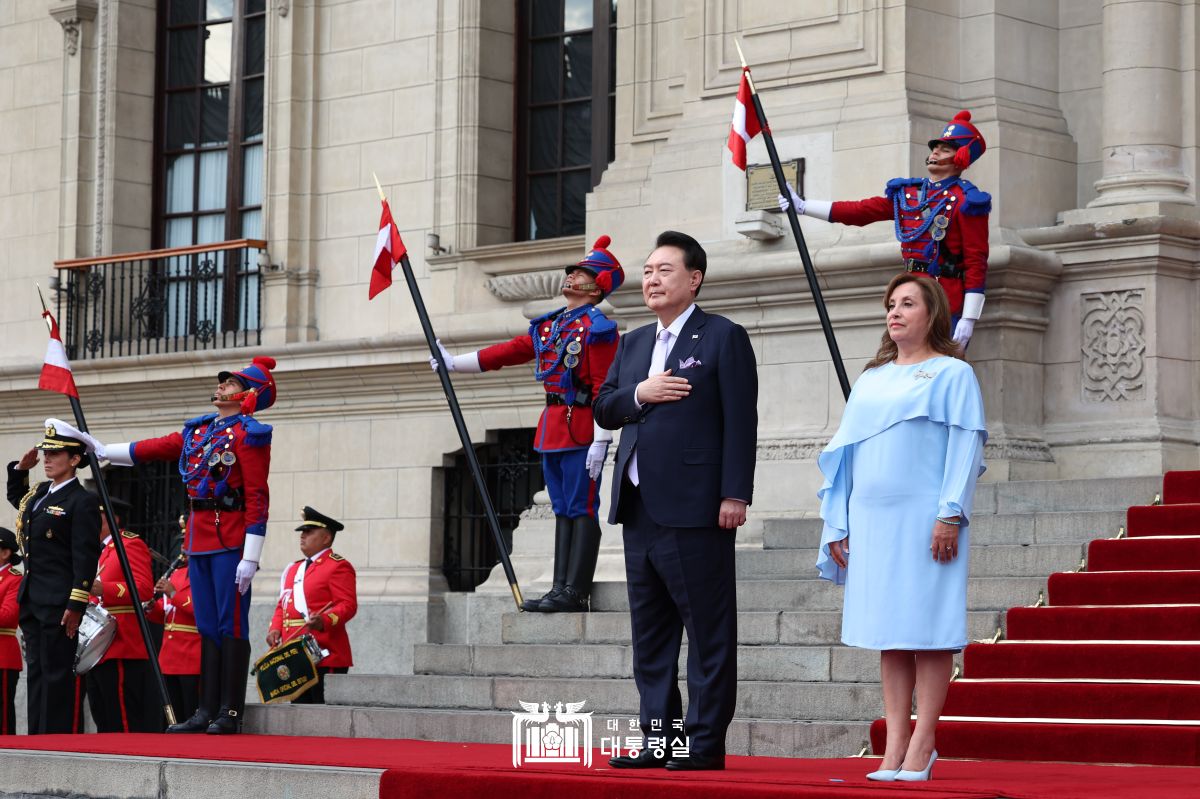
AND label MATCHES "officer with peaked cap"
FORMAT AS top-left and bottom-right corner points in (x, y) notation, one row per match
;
(266, 506), (358, 704)
(6, 419), (102, 734)
(781, 109), (992, 350)
(432, 237), (624, 612)
(95, 356), (277, 734)
(0, 526), (24, 734)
